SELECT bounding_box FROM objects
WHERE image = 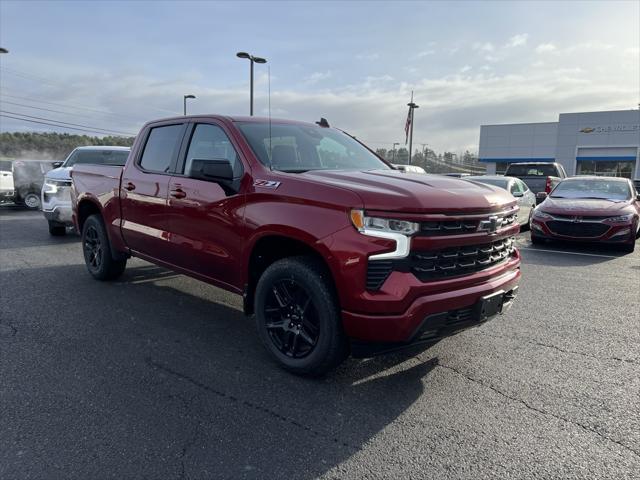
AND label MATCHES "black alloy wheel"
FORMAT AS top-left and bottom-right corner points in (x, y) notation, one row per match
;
(263, 279), (320, 358)
(84, 225), (103, 272)
(254, 256), (348, 375)
(81, 214), (127, 280)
